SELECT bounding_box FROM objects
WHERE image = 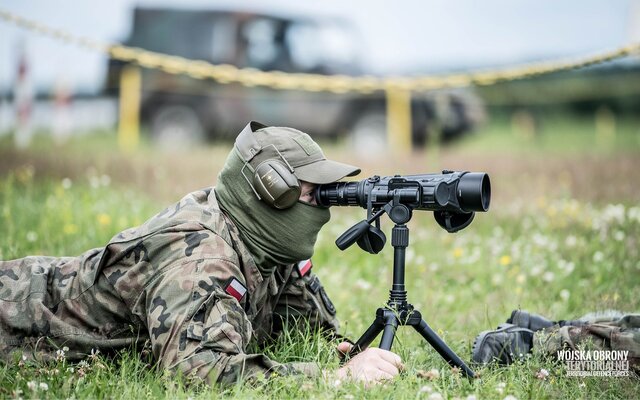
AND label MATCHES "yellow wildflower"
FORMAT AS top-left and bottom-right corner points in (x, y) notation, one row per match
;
(499, 255), (512, 266)
(453, 248), (464, 258)
(63, 224), (78, 235)
(97, 213), (112, 226)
